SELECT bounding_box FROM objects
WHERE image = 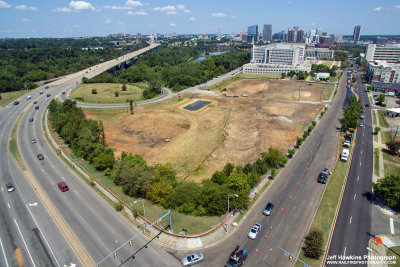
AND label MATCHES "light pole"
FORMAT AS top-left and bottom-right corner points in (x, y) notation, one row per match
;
(226, 194), (238, 233)
(133, 200), (146, 218)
